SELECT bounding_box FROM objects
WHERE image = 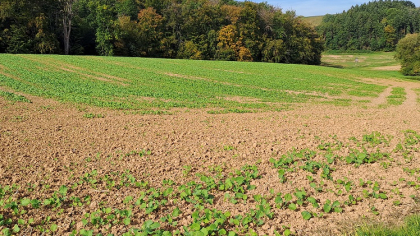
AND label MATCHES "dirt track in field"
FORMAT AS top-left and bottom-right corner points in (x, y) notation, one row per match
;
(1, 77), (420, 235)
